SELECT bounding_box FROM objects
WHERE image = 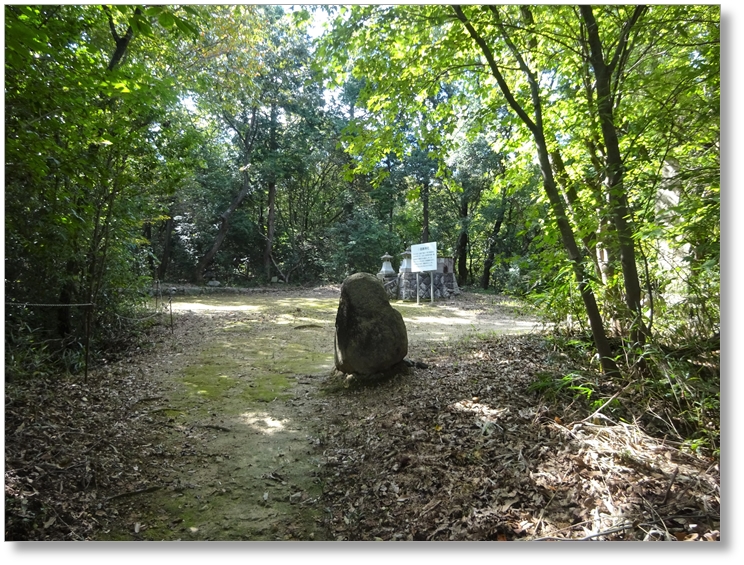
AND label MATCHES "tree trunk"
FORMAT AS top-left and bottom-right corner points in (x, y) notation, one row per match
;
(264, 180), (276, 280)
(264, 102), (278, 280)
(536, 133), (618, 374)
(57, 263), (77, 339)
(421, 179), (430, 243)
(455, 199), (469, 285)
(157, 216), (174, 281)
(143, 222), (155, 275)
(453, 4), (618, 375)
(550, 149), (602, 278)
(480, 191), (507, 290)
(194, 175), (252, 284)
(580, 5), (649, 345)
(455, 231), (469, 286)
(195, 218), (230, 284)
(104, 6), (140, 71)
